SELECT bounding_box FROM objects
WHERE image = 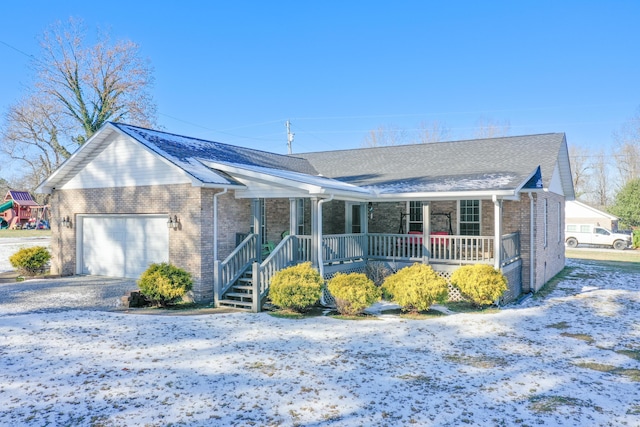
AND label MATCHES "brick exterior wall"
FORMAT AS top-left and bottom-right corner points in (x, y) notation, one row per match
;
(51, 185), (254, 302)
(531, 192), (566, 292)
(52, 185), (565, 302)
